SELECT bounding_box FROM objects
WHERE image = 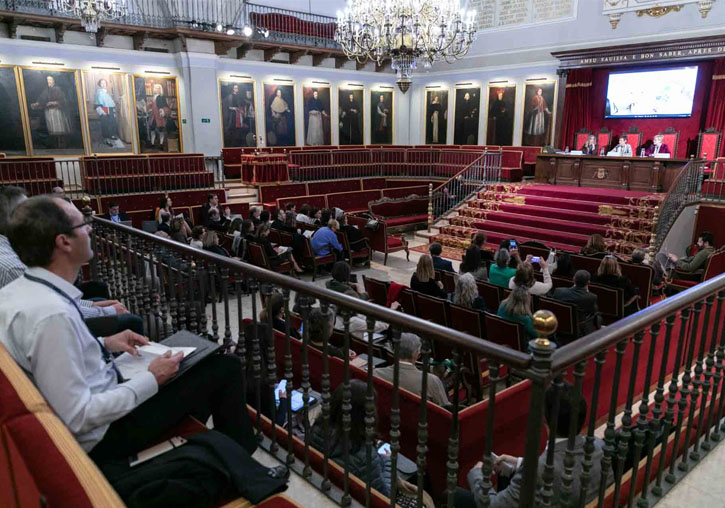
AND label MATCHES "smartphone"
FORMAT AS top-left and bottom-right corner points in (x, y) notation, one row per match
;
(377, 442), (391, 455)
(509, 240), (517, 249)
(129, 436), (186, 467)
(530, 256), (540, 263)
